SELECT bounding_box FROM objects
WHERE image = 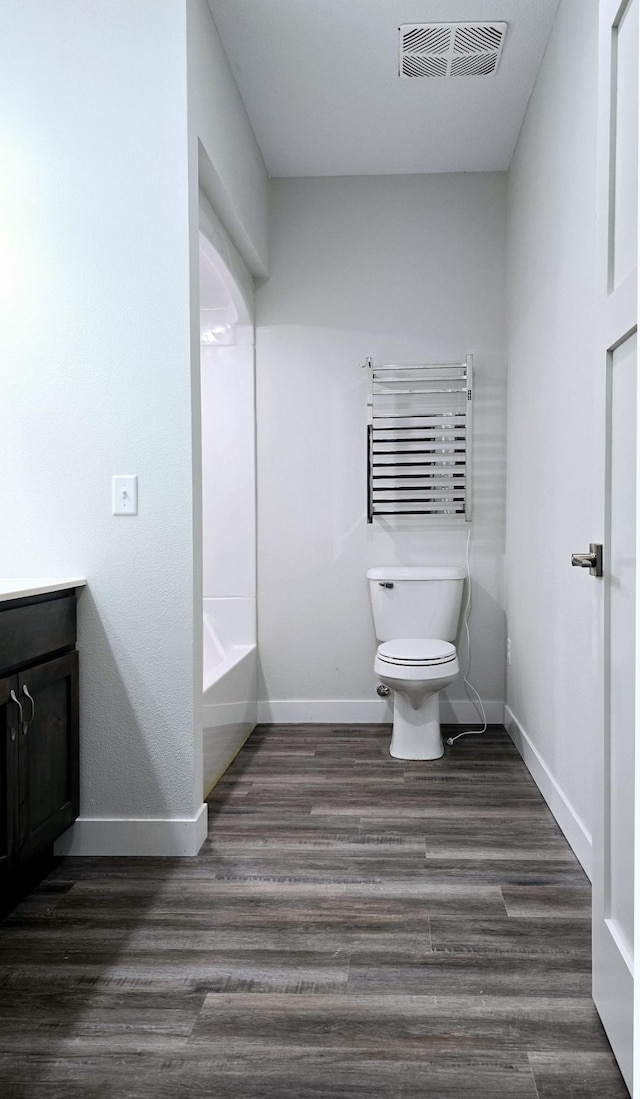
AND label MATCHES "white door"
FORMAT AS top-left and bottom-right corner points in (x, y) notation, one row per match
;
(591, 0), (639, 1091)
